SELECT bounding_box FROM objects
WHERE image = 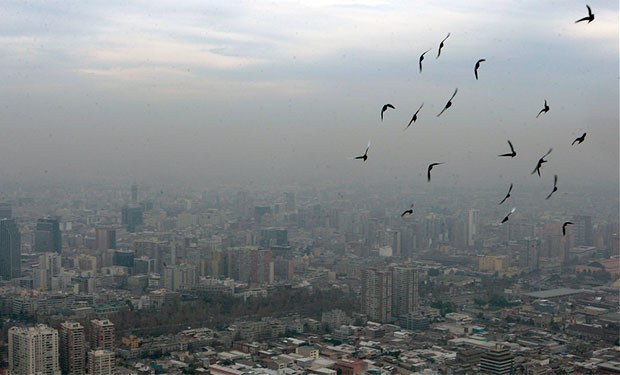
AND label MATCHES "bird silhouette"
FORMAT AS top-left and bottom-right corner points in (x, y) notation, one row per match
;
(353, 141), (371, 162)
(499, 183), (513, 205)
(572, 132), (587, 145)
(575, 5), (594, 23)
(474, 59), (486, 80)
(501, 207), (516, 224)
(531, 148), (552, 177)
(406, 103), (424, 129)
(537, 99), (549, 118)
(427, 162), (444, 182)
(545, 174), (558, 200)
(381, 104), (395, 121)
(437, 88), (458, 117)
(436, 33), (450, 59)
(419, 49), (431, 73)
(562, 221), (573, 236)
(401, 204), (414, 217)
(498, 140), (516, 158)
